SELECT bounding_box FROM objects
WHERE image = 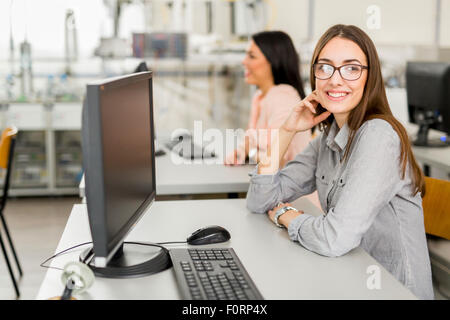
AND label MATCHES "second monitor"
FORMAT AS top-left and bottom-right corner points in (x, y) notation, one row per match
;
(406, 61), (450, 147)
